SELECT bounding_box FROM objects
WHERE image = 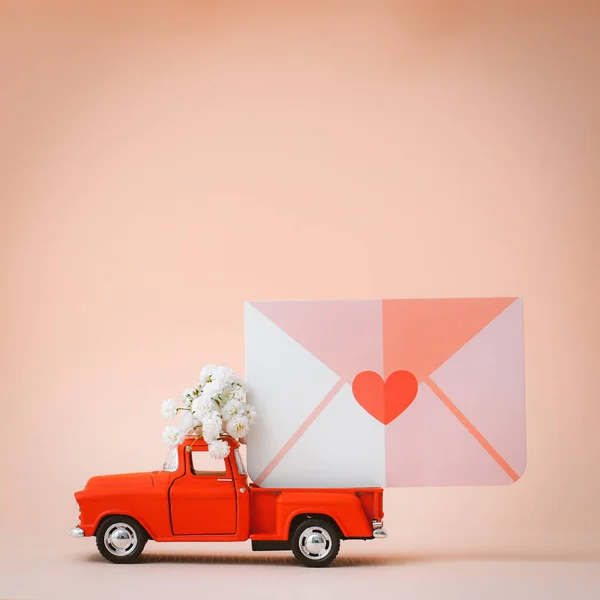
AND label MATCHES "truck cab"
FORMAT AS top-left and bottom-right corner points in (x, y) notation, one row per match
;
(71, 436), (386, 567)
